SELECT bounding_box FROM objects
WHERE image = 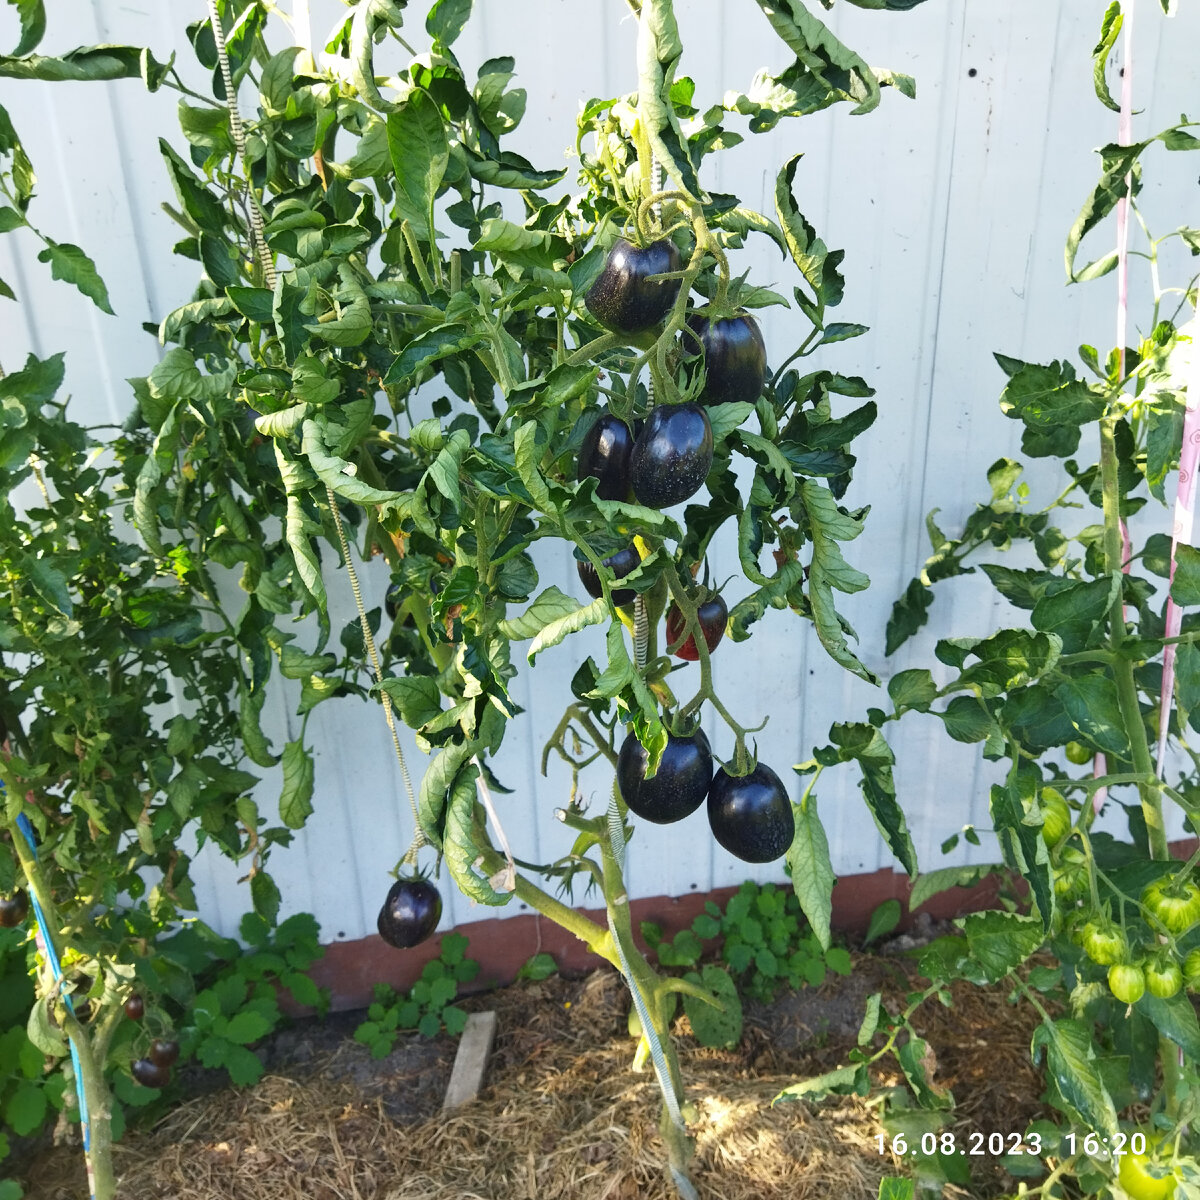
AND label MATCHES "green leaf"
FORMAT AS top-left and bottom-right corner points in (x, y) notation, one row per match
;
(885, 578), (933, 655)
(1030, 575), (1117, 653)
(442, 760), (510, 906)
(279, 740), (314, 829)
(1092, 2), (1123, 112)
(35, 239), (113, 313)
(801, 480), (873, 682)
(6, 0), (45, 56)
(887, 669), (937, 713)
(14, 551), (72, 617)
(909, 864), (997, 912)
(1170, 544), (1200, 606)
(775, 154), (844, 320)
(1136, 990), (1200, 1059)
(682, 965), (742, 1048)
(251, 872), (281, 925)
(879, 1179), (915, 1200)
(786, 791), (834, 951)
(426, 0), (472, 45)
(4, 1080), (46, 1136)
(864, 899), (901, 946)
(1054, 676), (1128, 756)
(828, 723), (916, 875)
(997, 359), (1106, 454)
(221, 1044), (266, 1086)
(386, 90), (449, 243)
(773, 1062), (864, 1104)
(958, 910), (1043, 983)
(513, 420), (552, 511)
(221, 1010), (273, 1045)
(133, 399), (182, 556)
(378, 676), (443, 730)
(499, 586), (580, 640)
(384, 325), (479, 384)
(0, 43), (166, 82)
(1031, 1018), (1119, 1137)
(858, 993), (882, 1046)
